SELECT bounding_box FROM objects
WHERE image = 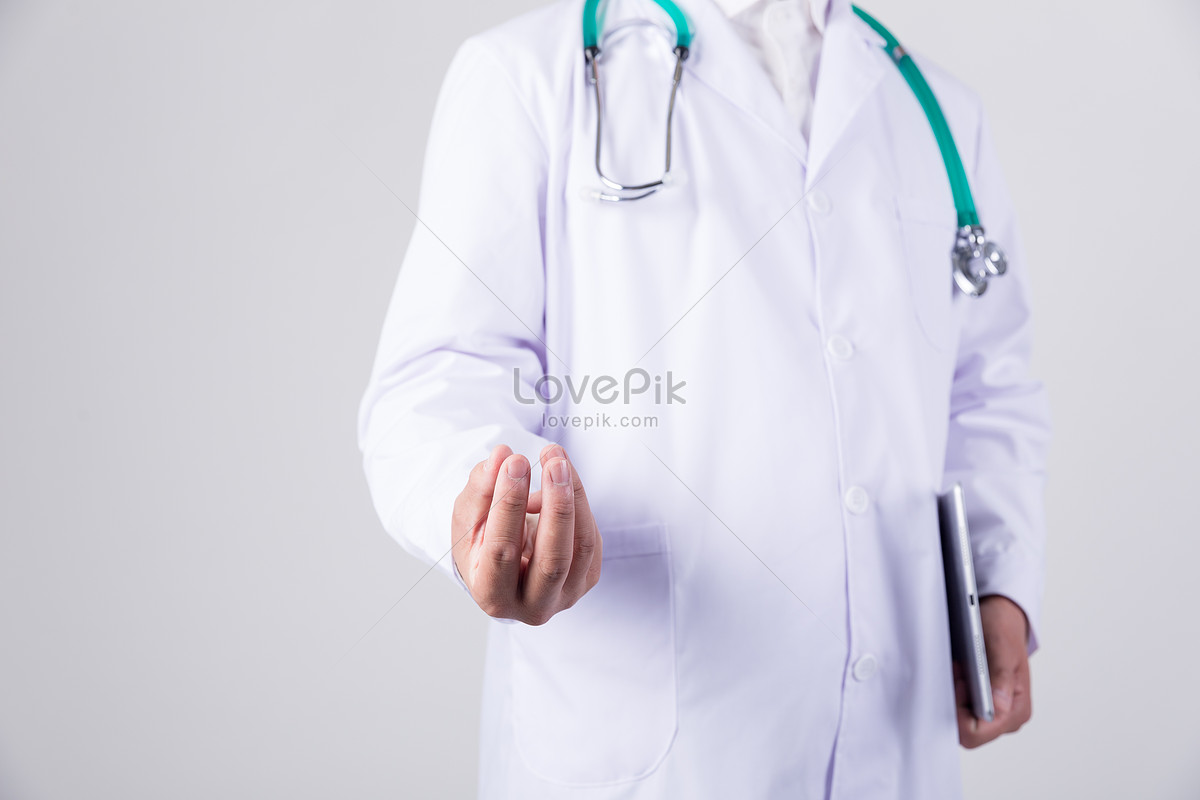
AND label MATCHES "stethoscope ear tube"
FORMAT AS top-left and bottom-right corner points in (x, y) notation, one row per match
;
(584, 22), (688, 203)
(583, 0), (692, 50)
(580, 2), (1010, 294)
